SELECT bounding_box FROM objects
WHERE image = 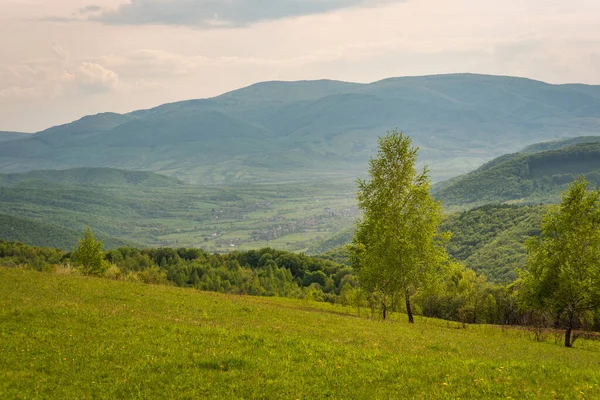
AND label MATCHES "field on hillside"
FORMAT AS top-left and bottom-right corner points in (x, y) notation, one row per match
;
(2, 268), (599, 399)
